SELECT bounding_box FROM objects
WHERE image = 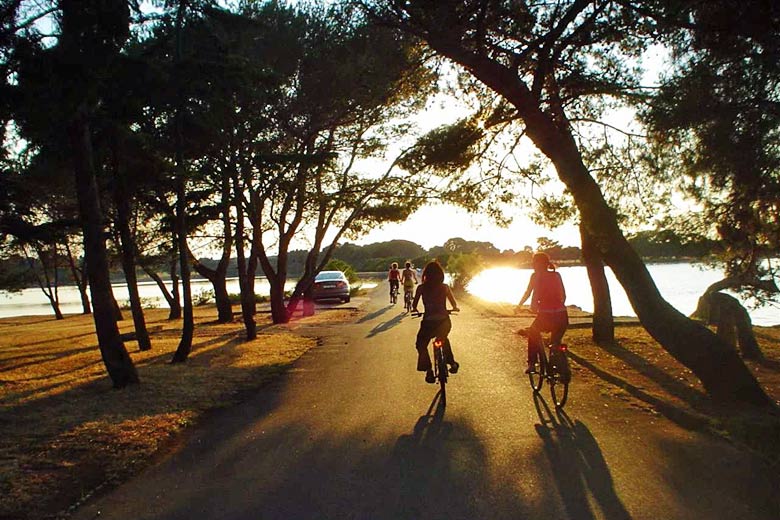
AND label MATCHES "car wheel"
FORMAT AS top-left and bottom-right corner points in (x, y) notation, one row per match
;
(344, 296), (350, 303)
